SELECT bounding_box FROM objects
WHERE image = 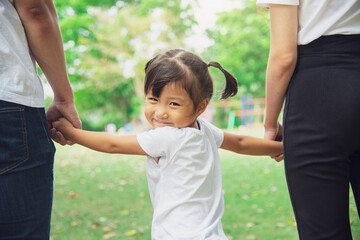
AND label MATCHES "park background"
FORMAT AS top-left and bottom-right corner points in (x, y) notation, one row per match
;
(48, 0), (360, 239)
